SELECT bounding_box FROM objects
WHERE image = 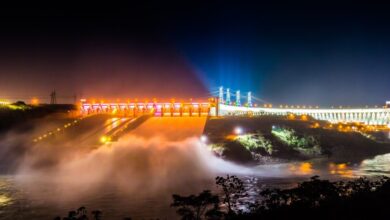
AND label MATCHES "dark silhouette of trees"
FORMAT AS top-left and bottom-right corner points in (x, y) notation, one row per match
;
(215, 175), (245, 215)
(241, 176), (390, 220)
(170, 175), (244, 220)
(54, 176), (390, 220)
(77, 207), (87, 219)
(171, 190), (222, 220)
(91, 210), (102, 220)
(172, 175), (390, 220)
(13, 101), (26, 106)
(53, 207), (102, 220)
